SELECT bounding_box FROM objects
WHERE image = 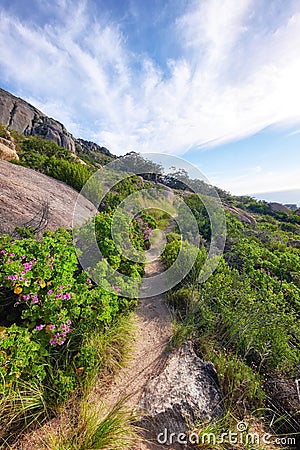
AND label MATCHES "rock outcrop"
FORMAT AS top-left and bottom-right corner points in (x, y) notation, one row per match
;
(269, 202), (291, 214)
(0, 88), (76, 152)
(76, 138), (112, 156)
(0, 88), (115, 161)
(0, 160), (97, 236)
(225, 204), (257, 227)
(139, 342), (224, 441)
(0, 129), (19, 162)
